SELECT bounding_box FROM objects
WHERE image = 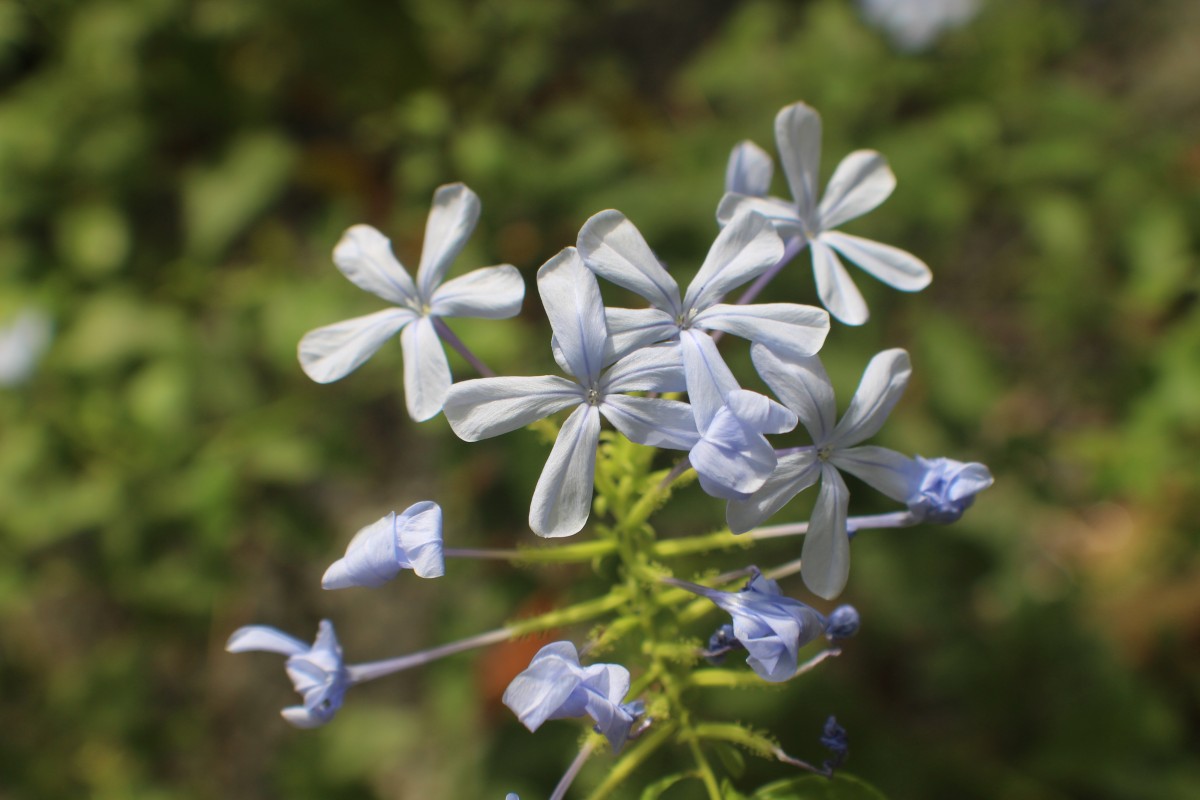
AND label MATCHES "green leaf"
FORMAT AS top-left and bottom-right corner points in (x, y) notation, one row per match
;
(751, 773), (888, 800)
(639, 773), (693, 800)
